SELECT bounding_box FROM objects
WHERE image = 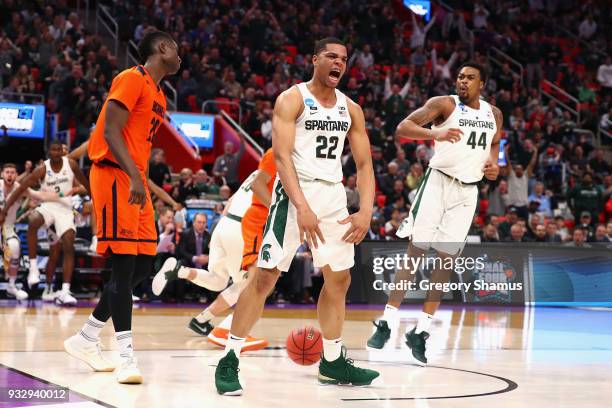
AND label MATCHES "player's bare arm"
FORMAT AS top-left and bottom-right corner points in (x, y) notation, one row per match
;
(526, 144), (538, 177)
(104, 100), (146, 207)
(338, 98), (375, 244)
(69, 158), (91, 194)
(0, 165), (45, 224)
(483, 105), (503, 180)
(27, 188), (63, 203)
(251, 170), (272, 208)
(396, 96), (462, 142)
(147, 179), (181, 210)
(272, 87), (325, 249)
(67, 140), (89, 161)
